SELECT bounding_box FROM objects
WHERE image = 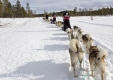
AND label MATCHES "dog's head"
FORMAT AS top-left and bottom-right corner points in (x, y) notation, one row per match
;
(82, 34), (88, 41)
(61, 22), (64, 24)
(73, 26), (78, 30)
(77, 28), (83, 42)
(82, 34), (92, 42)
(89, 46), (99, 57)
(78, 28), (84, 36)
